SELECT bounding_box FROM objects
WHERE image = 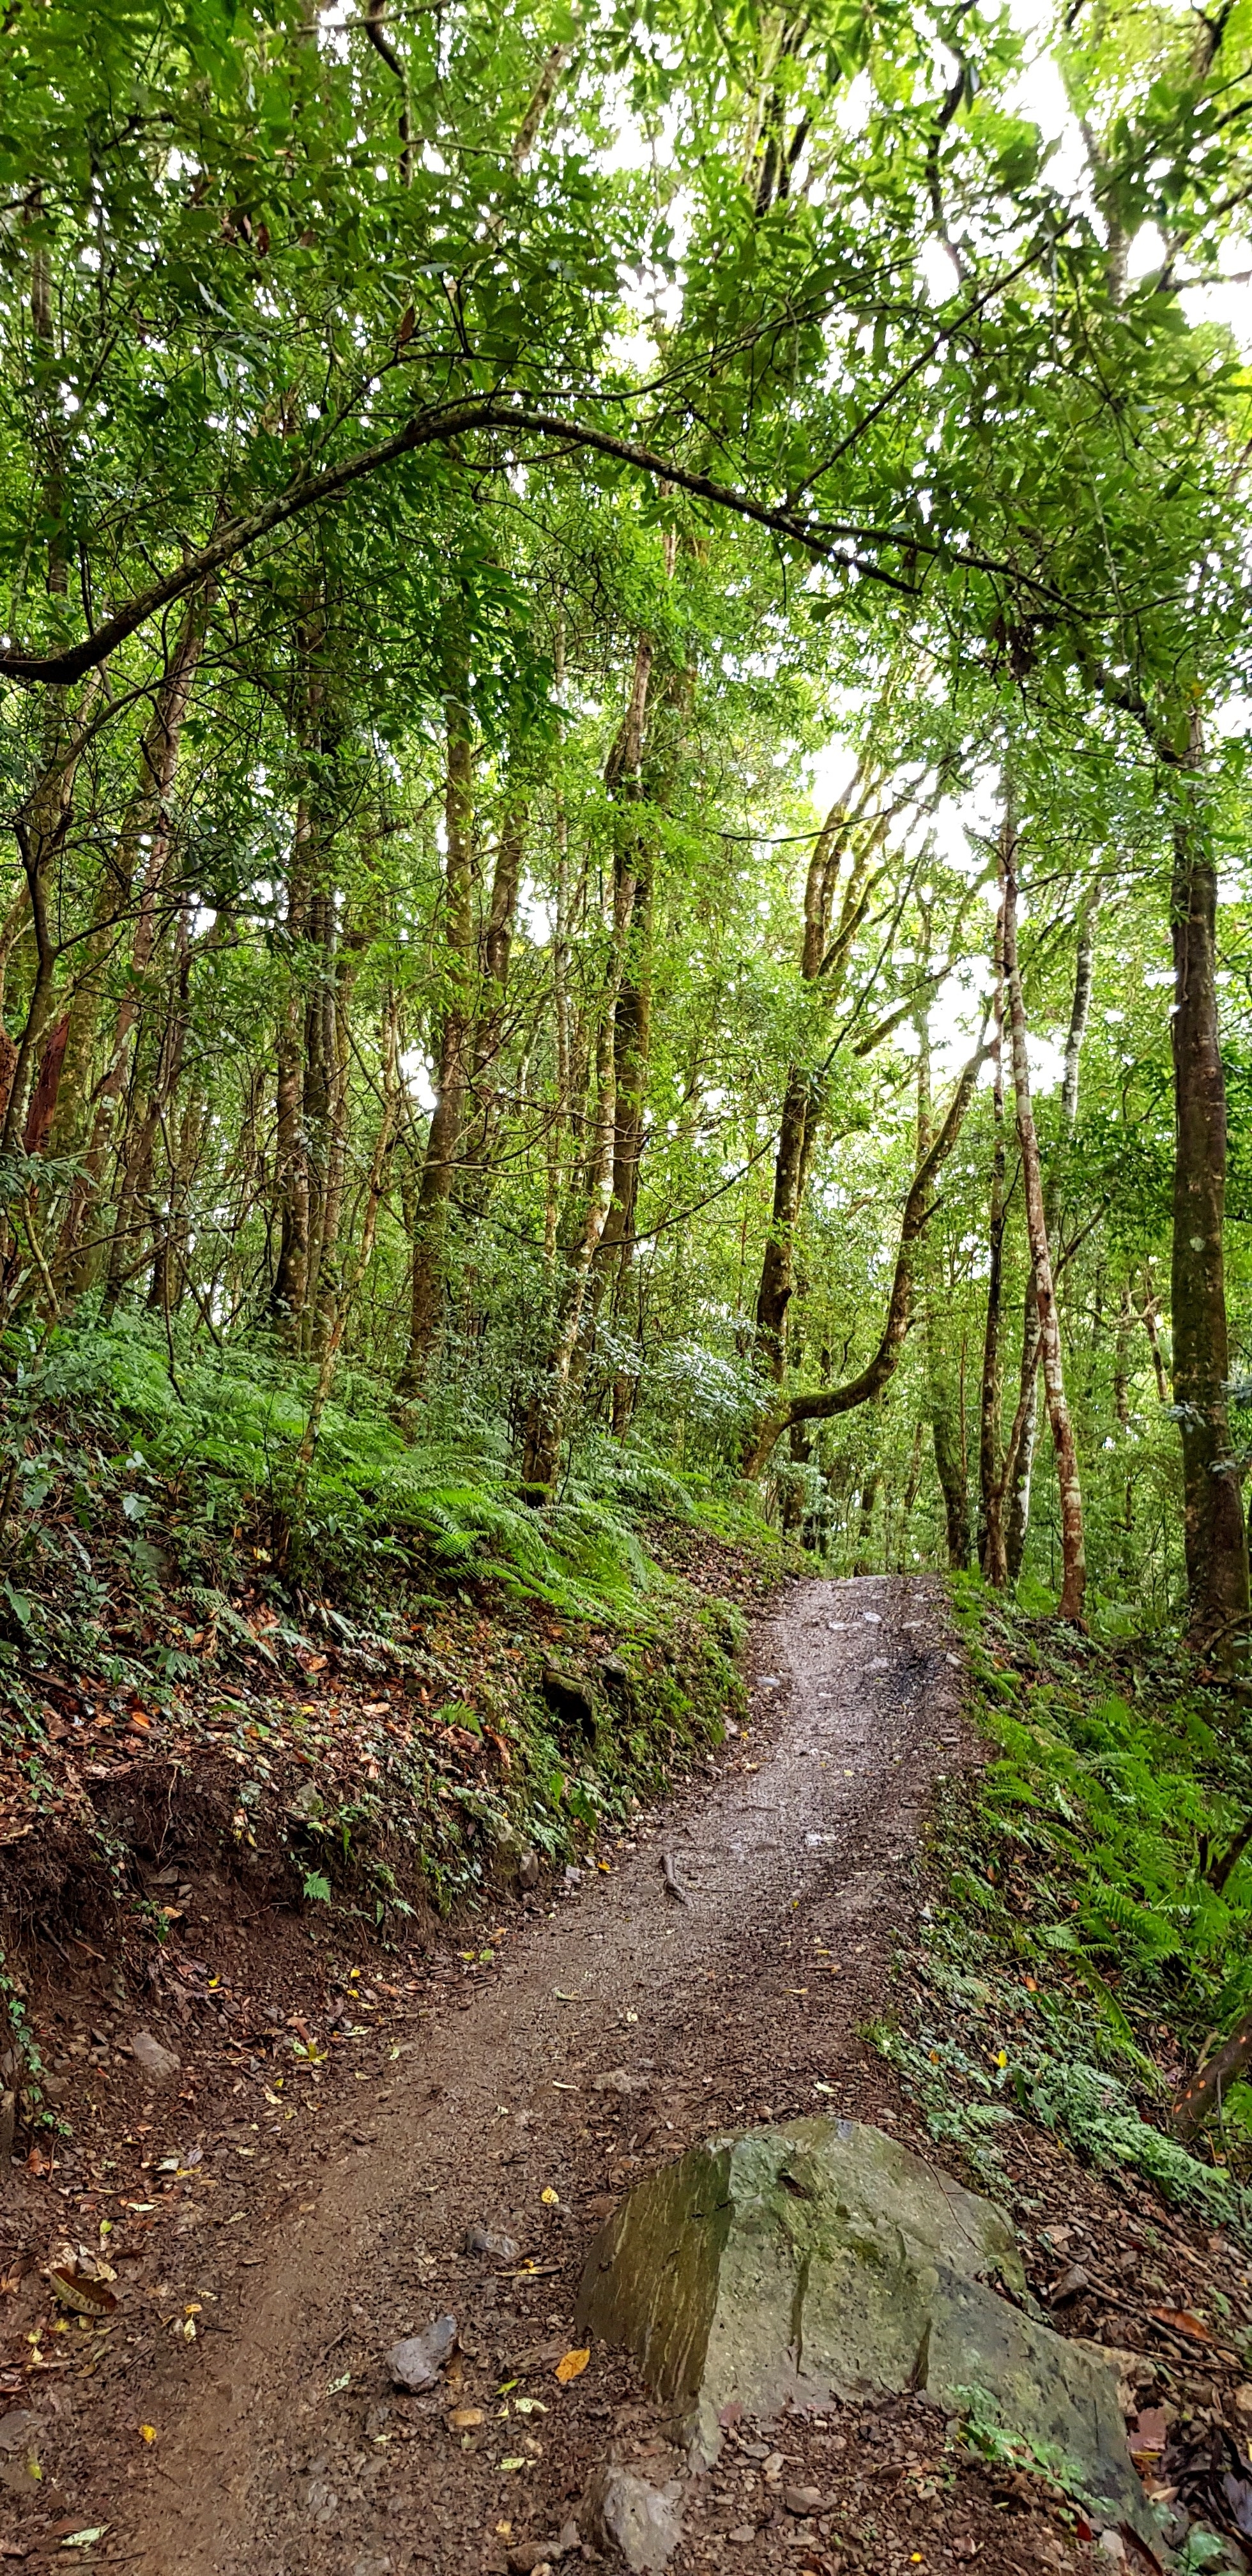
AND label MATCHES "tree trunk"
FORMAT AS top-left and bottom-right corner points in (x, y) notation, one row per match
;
(1, 678), (101, 1154)
(269, 792), (313, 1336)
(1140, 1264), (1170, 1403)
(520, 871), (633, 1500)
(754, 1069), (812, 1381)
(1006, 894), (1097, 1581)
(1169, 710), (1248, 1644)
(460, 798), (526, 1215)
(752, 771), (880, 1379)
(853, 1468), (880, 1575)
(521, 688), (644, 1507)
(396, 680), (475, 1400)
(1002, 801), (1085, 1623)
(51, 587), (208, 1168)
(745, 1032), (986, 1475)
(913, 1010), (969, 1568)
(978, 890), (1008, 1583)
